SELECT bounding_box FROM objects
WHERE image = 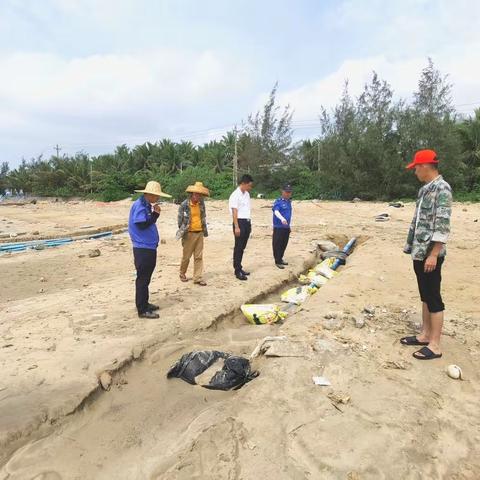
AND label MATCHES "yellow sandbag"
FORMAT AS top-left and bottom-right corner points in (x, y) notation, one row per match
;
(281, 286), (310, 305)
(241, 304), (287, 325)
(298, 274), (310, 284)
(307, 272), (328, 287)
(313, 258), (335, 270)
(312, 258), (337, 279)
(301, 269), (330, 285)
